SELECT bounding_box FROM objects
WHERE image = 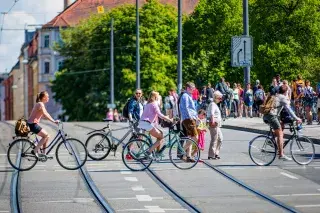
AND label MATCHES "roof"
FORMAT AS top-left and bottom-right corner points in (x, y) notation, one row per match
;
(43, 0), (199, 28)
(11, 61), (20, 72)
